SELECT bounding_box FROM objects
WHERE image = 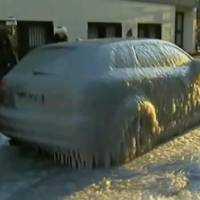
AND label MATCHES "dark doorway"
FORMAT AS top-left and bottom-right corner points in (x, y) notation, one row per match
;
(175, 12), (184, 48)
(17, 21), (54, 58)
(88, 22), (122, 39)
(0, 20), (54, 59)
(138, 23), (162, 39)
(0, 21), (5, 25)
